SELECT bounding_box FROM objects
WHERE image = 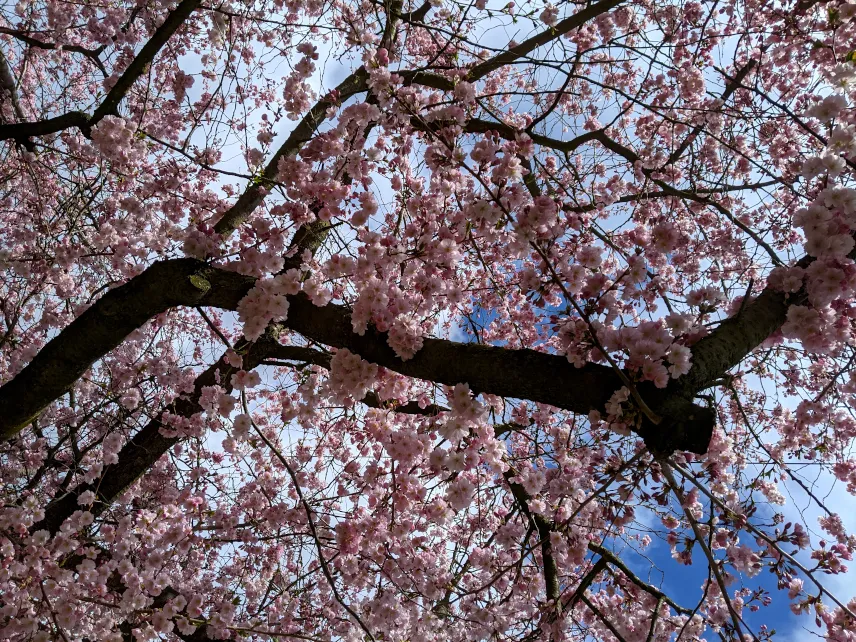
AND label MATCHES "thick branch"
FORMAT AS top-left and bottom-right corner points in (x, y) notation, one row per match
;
(283, 292), (713, 453)
(0, 0), (201, 142)
(212, 69), (369, 235)
(0, 46), (25, 121)
(665, 285), (806, 400)
(0, 27), (106, 68)
(0, 258), (714, 451)
(465, 0), (625, 82)
(504, 468), (560, 603)
(92, 0), (203, 123)
(32, 333), (274, 534)
(0, 259), (254, 441)
(34, 340), (442, 534)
